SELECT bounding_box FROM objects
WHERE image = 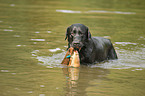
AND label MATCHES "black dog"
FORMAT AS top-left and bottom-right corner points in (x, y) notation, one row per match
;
(65, 24), (118, 64)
